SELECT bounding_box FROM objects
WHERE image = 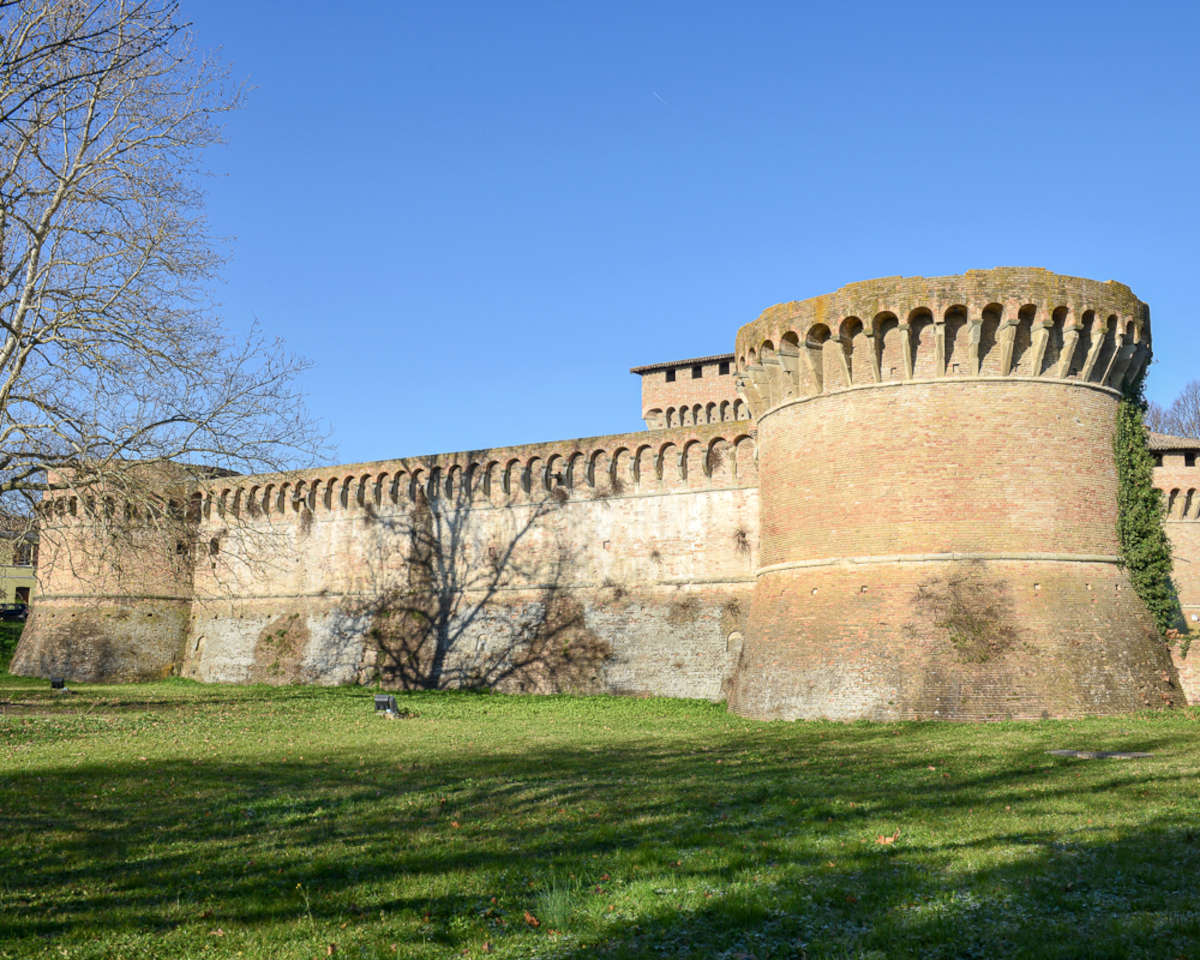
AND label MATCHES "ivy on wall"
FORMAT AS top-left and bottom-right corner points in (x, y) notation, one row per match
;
(1115, 369), (1186, 650)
